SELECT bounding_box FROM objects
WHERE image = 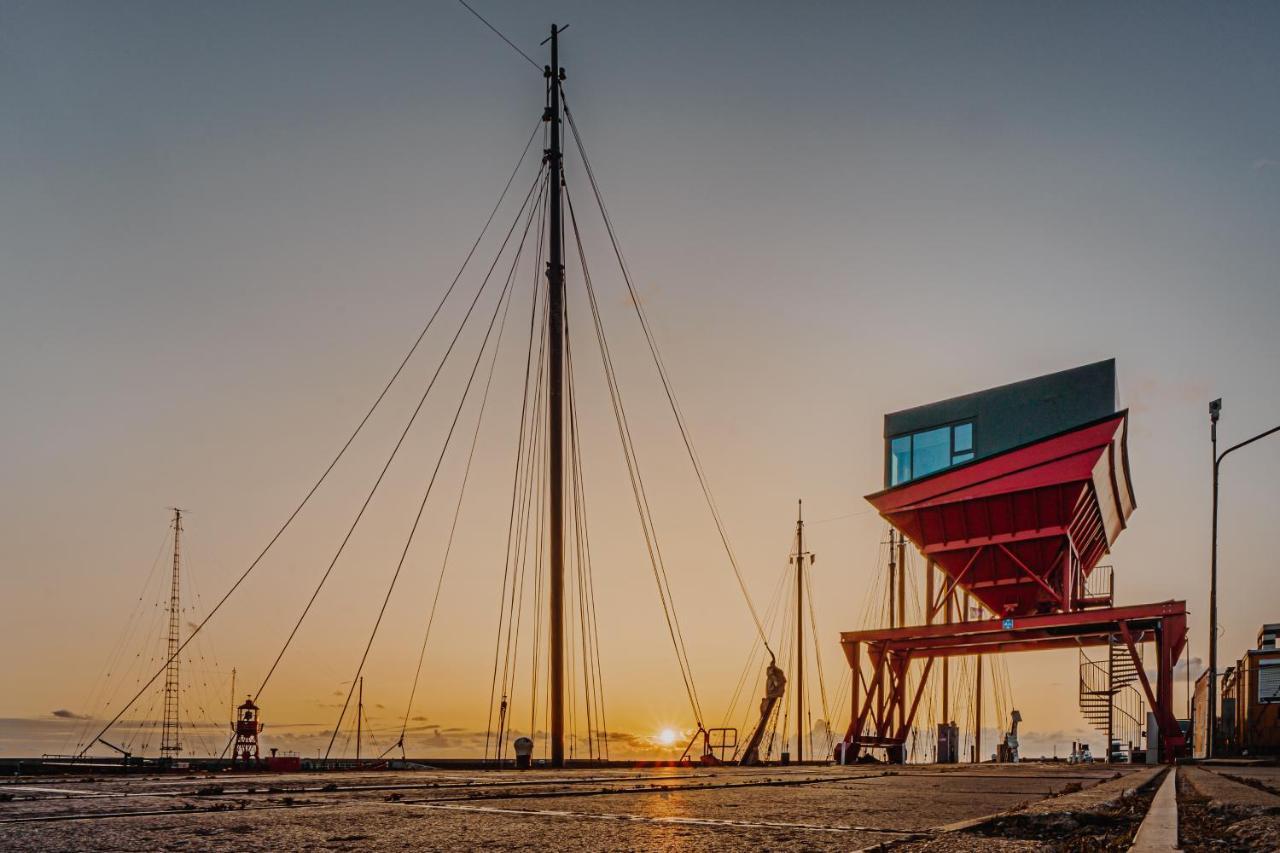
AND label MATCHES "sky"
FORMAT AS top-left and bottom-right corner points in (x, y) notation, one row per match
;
(2, 1), (1279, 762)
